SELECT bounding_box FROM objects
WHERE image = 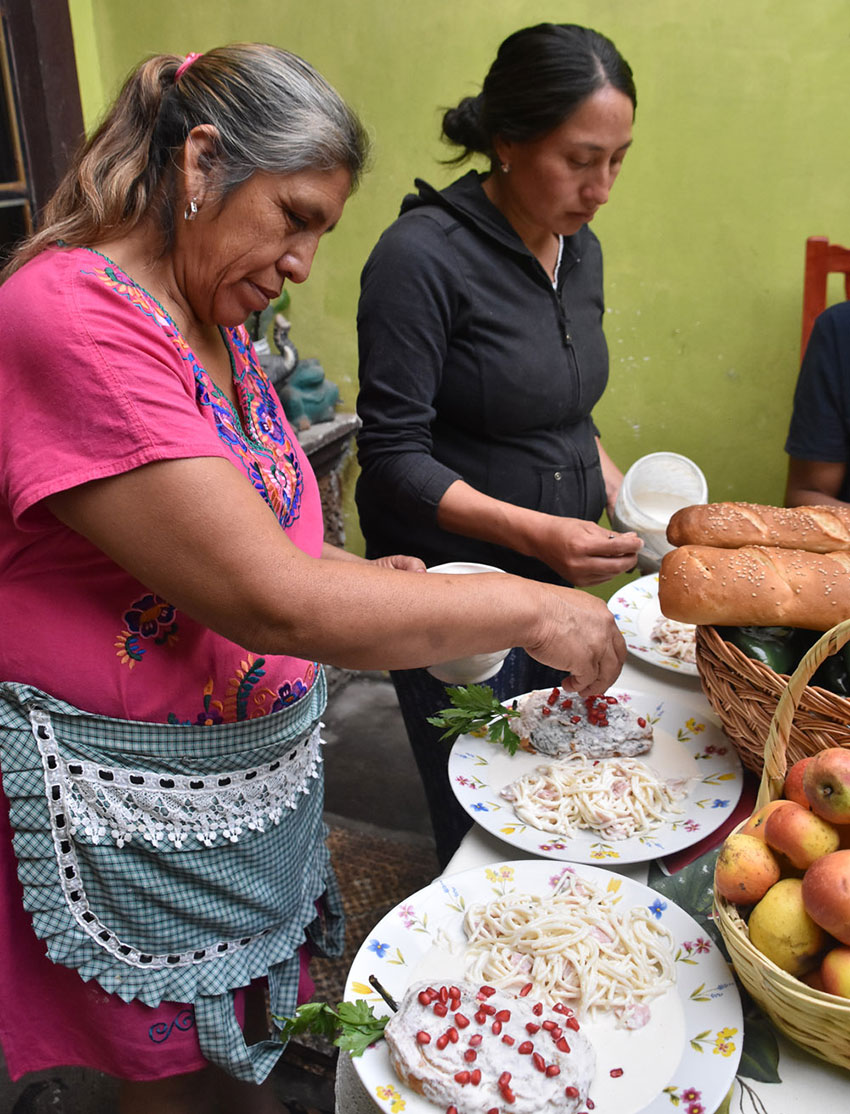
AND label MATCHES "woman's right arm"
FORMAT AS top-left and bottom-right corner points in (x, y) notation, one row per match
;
(46, 455), (626, 694)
